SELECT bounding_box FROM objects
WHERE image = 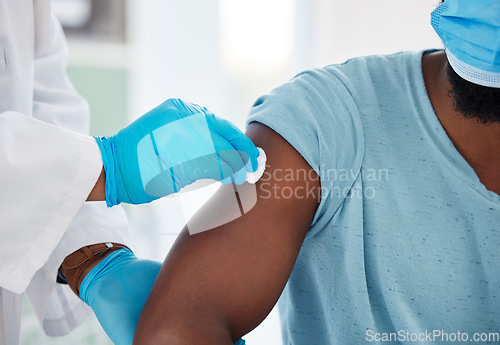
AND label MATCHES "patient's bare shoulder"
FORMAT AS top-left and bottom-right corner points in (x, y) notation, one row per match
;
(133, 122), (320, 345)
